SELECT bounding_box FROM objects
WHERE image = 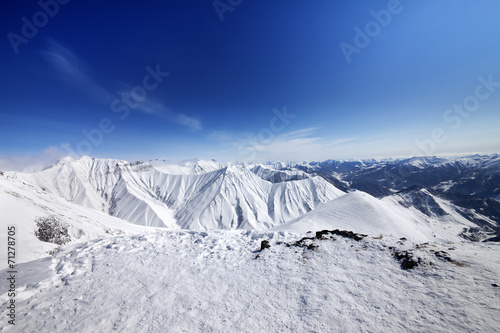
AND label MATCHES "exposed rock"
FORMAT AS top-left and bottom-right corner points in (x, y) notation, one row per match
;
(434, 251), (452, 262)
(260, 240), (271, 251)
(394, 250), (420, 270)
(315, 229), (367, 241)
(307, 243), (318, 251)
